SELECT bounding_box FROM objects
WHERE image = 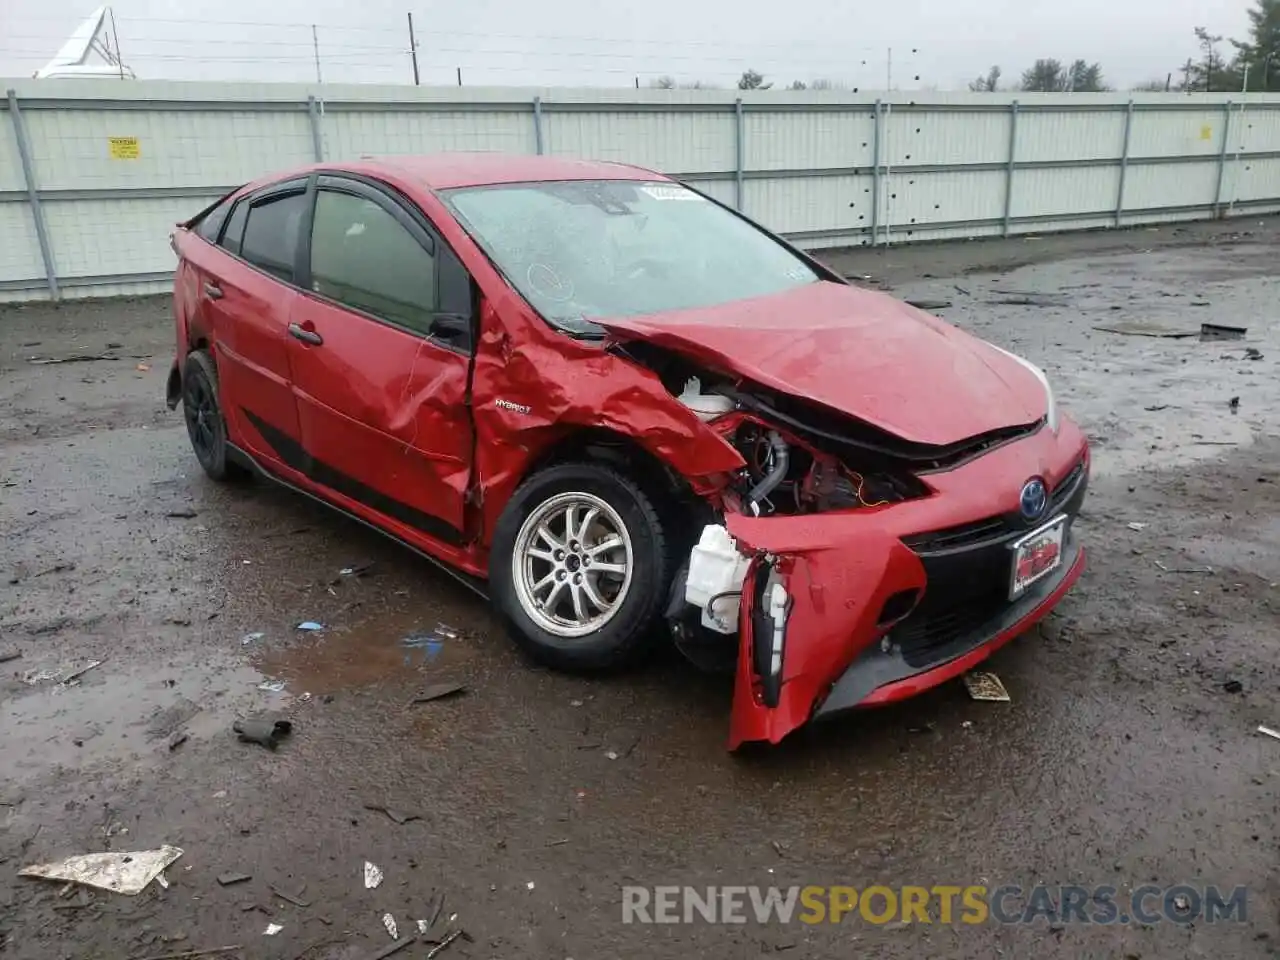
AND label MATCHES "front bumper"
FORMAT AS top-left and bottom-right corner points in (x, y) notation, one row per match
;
(724, 422), (1089, 749)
